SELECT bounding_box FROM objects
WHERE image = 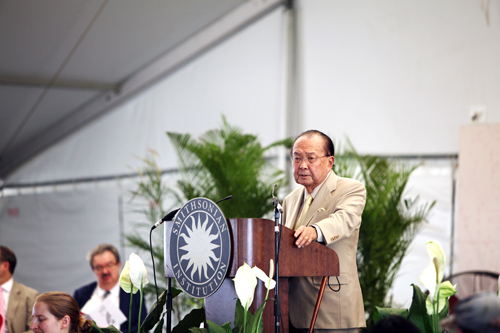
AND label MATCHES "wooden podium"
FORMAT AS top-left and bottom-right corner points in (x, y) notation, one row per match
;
(165, 218), (339, 332)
